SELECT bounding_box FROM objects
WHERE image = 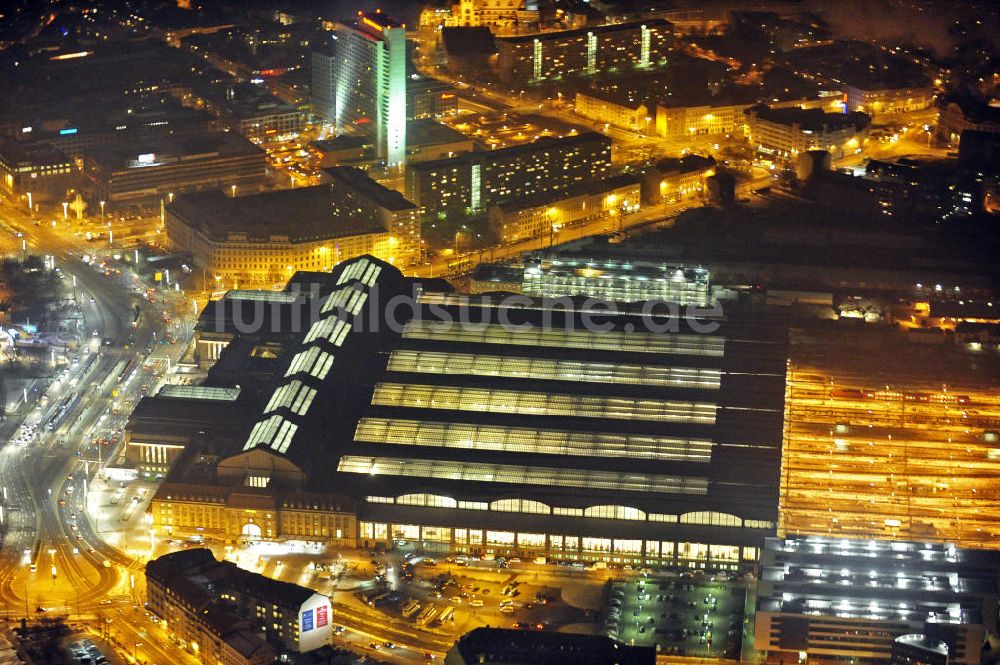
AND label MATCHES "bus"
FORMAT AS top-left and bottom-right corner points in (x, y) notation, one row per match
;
(416, 605), (439, 627)
(401, 600), (421, 618)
